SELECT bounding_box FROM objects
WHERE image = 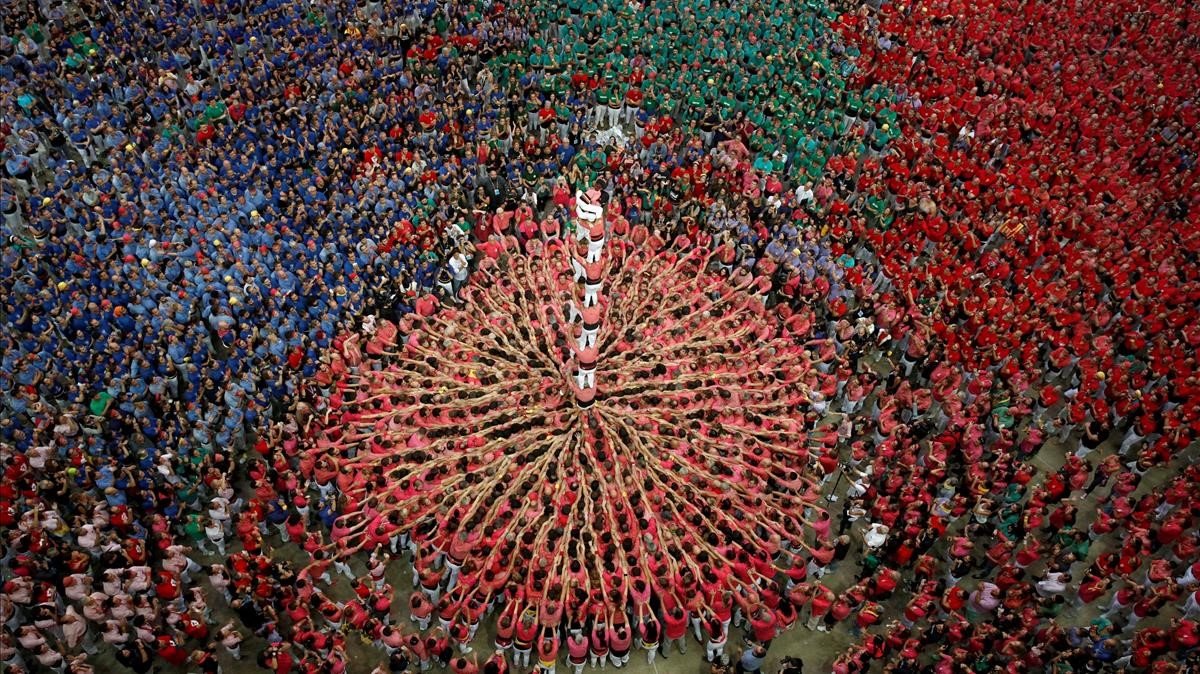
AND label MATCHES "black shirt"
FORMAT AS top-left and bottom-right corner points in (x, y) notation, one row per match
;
(483, 176), (507, 210)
